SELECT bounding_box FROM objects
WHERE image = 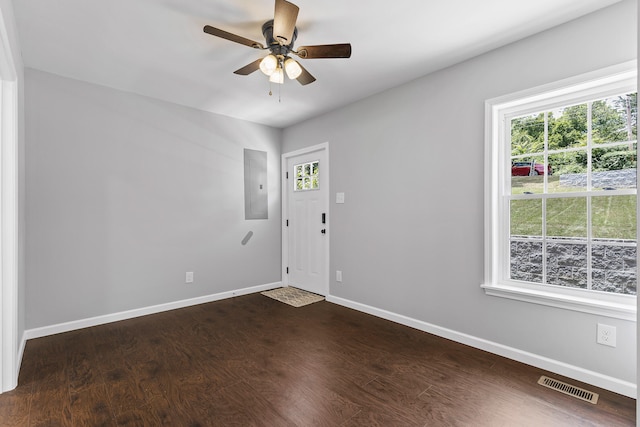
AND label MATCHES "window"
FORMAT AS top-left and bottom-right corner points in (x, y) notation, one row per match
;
(483, 62), (637, 320)
(294, 161), (319, 191)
